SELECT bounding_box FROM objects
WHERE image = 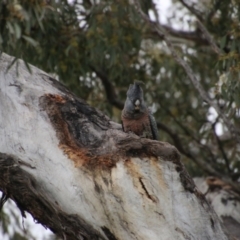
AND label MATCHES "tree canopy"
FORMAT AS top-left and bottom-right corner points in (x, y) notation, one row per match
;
(0, 0), (240, 238)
